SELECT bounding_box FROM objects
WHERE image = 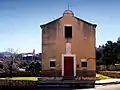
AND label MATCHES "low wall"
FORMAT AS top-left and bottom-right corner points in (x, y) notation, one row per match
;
(76, 70), (96, 77)
(0, 80), (37, 88)
(0, 71), (41, 78)
(97, 65), (120, 71)
(41, 70), (96, 77)
(0, 70), (96, 77)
